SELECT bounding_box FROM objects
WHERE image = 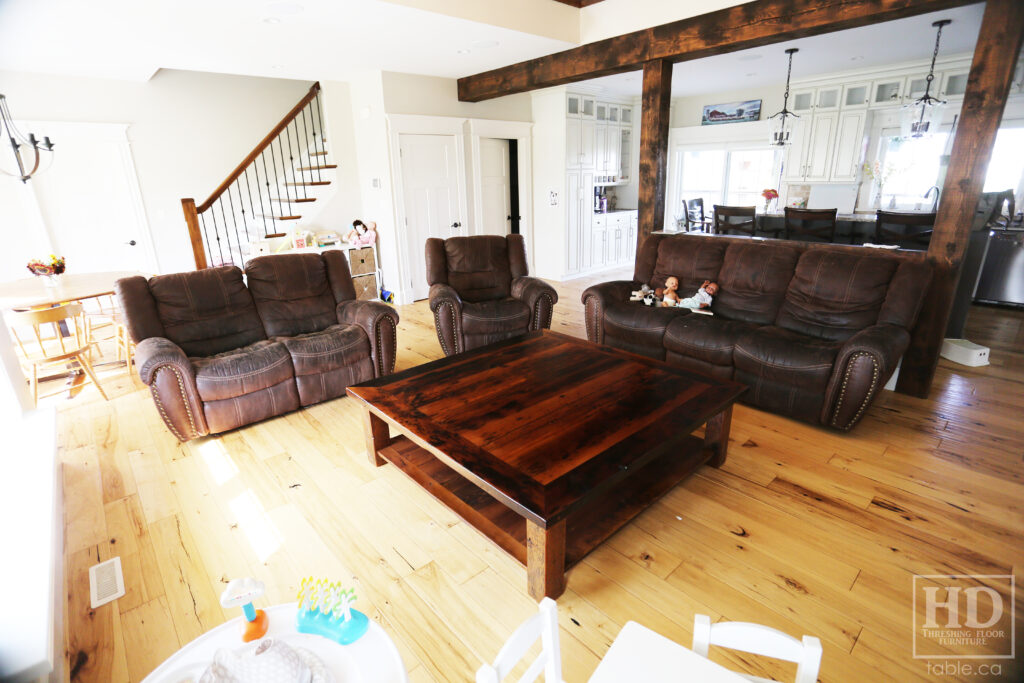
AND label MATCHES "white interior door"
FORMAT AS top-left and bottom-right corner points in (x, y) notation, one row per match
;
(479, 138), (511, 237)
(399, 133), (463, 301)
(27, 123), (154, 275)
